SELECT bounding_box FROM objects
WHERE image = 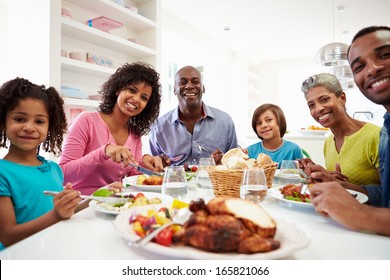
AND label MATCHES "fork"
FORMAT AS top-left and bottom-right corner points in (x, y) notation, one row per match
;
(298, 170), (309, 195)
(300, 184), (308, 195)
(128, 207), (190, 248)
(193, 141), (211, 156)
